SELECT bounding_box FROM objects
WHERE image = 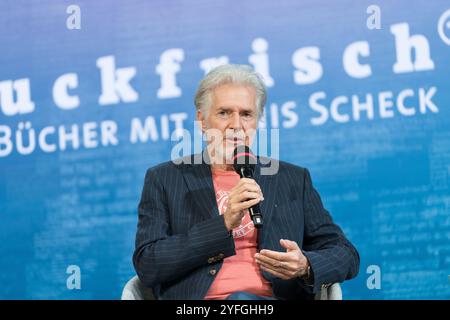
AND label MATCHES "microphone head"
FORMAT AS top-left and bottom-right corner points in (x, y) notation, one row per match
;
(232, 145), (257, 174)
